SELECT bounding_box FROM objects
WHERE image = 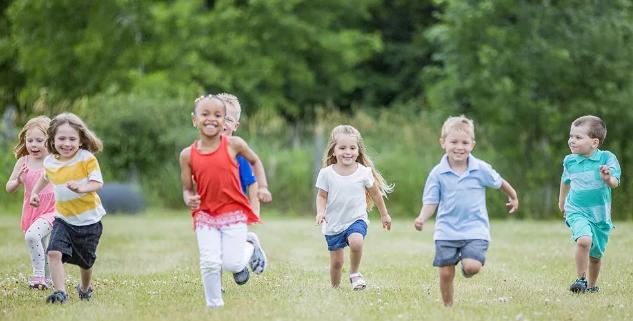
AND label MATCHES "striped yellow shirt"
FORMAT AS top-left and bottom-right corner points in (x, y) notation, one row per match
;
(44, 149), (106, 226)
